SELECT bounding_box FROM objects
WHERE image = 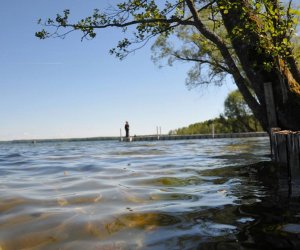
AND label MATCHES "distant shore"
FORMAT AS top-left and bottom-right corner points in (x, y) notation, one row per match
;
(0, 136), (119, 144)
(1, 131), (268, 144)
